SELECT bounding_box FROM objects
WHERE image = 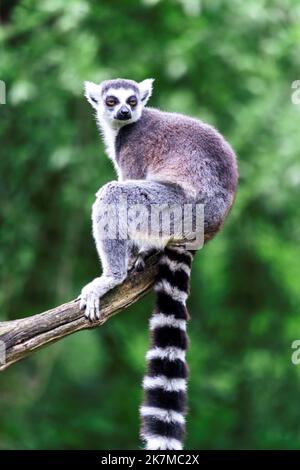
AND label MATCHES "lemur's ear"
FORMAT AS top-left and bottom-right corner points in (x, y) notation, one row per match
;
(84, 81), (102, 109)
(138, 78), (154, 105)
